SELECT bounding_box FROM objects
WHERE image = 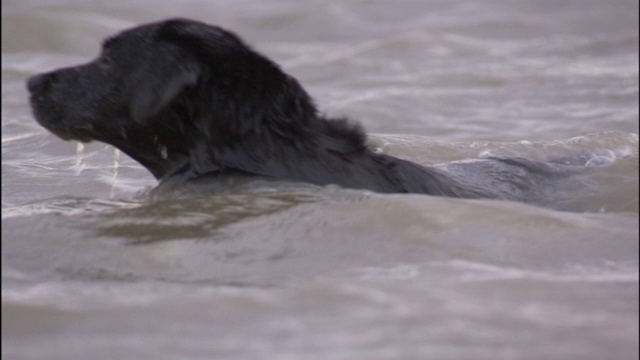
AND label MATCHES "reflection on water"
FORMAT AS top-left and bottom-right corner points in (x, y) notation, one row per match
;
(97, 189), (325, 245)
